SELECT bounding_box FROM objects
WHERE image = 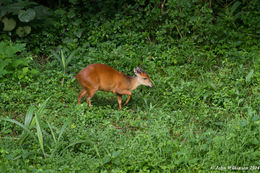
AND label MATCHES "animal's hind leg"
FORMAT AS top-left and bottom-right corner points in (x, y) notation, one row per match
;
(85, 95), (92, 108)
(78, 88), (87, 105)
(85, 87), (97, 108)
